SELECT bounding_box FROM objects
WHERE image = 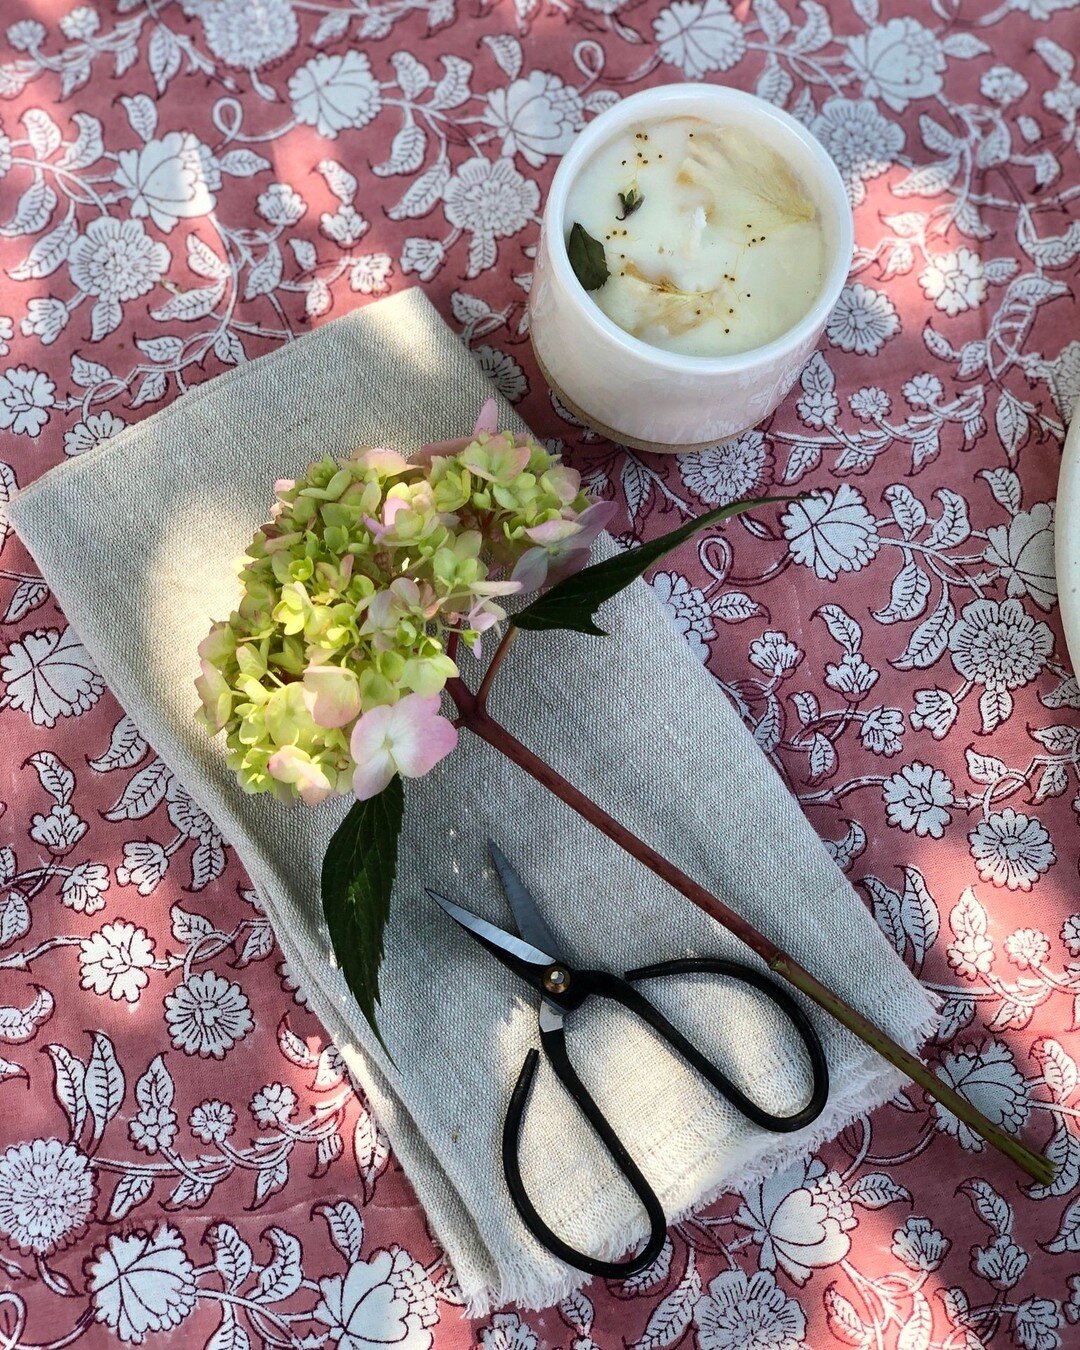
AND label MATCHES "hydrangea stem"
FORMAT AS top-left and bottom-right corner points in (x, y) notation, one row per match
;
(446, 655), (1054, 1187)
